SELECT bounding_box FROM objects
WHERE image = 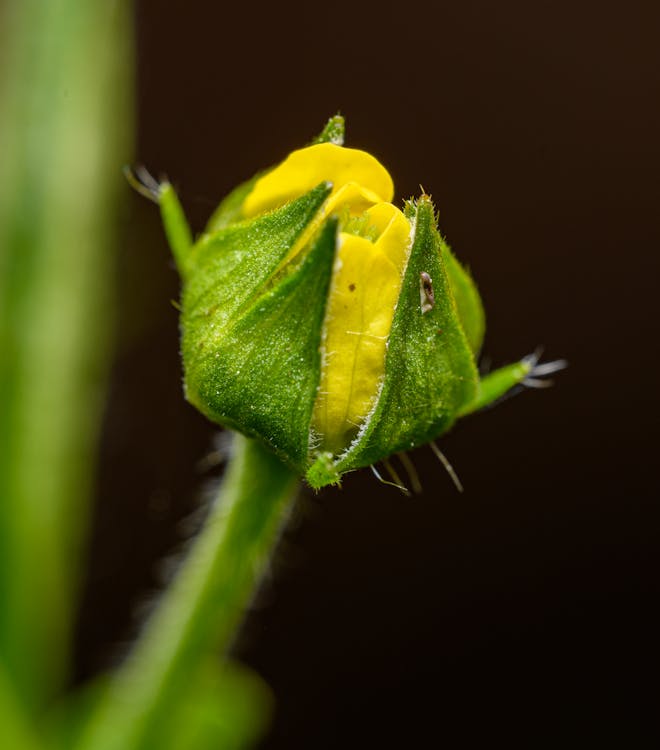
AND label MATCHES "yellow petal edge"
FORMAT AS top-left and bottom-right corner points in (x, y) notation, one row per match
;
(243, 142), (412, 455)
(242, 142), (394, 217)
